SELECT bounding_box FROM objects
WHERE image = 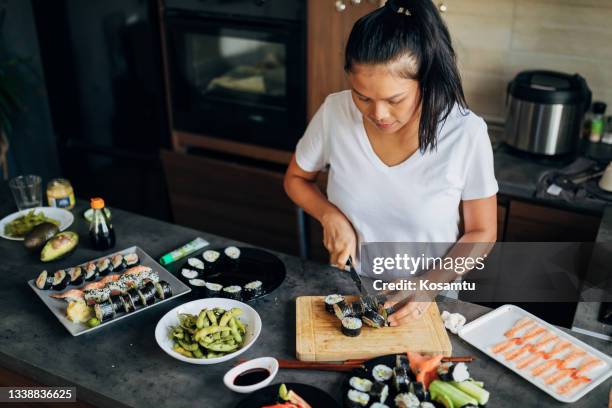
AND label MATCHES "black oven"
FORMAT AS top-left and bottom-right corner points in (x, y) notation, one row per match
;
(164, 0), (306, 151)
